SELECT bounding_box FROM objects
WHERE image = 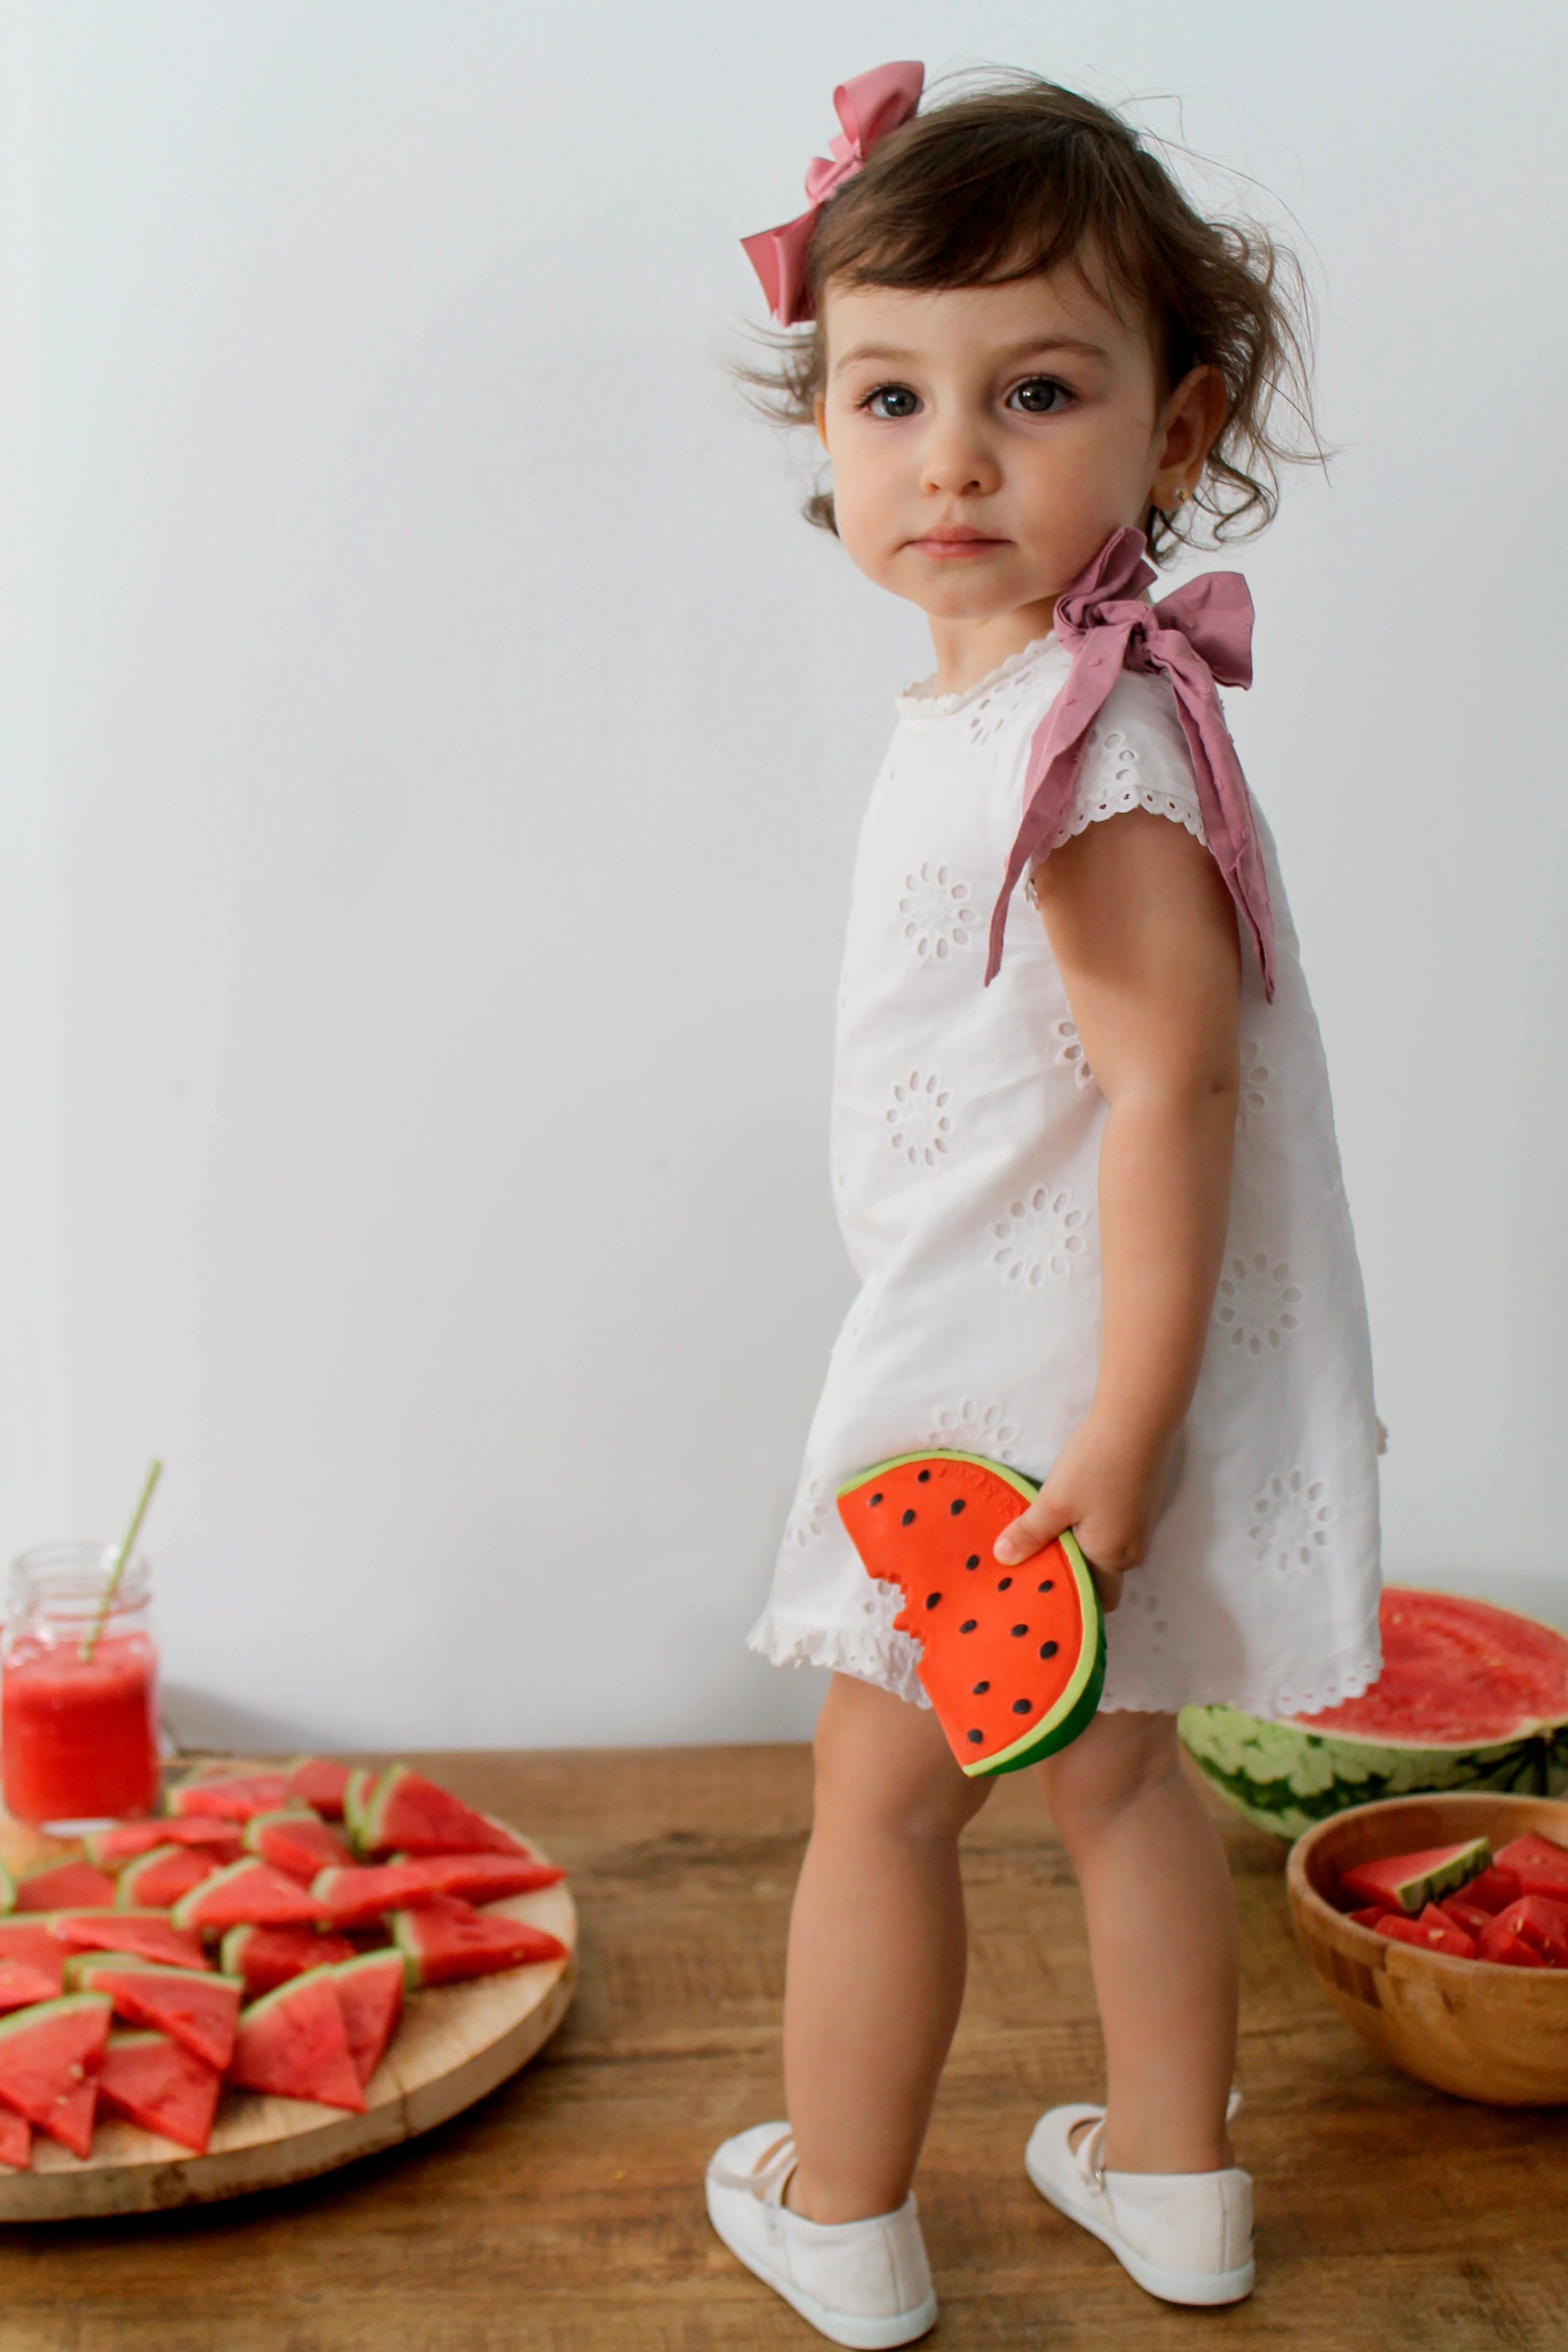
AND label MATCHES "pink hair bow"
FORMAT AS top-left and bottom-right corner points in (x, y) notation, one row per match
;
(986, 526), (1276, 999)
(741, 62), (924, 326)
